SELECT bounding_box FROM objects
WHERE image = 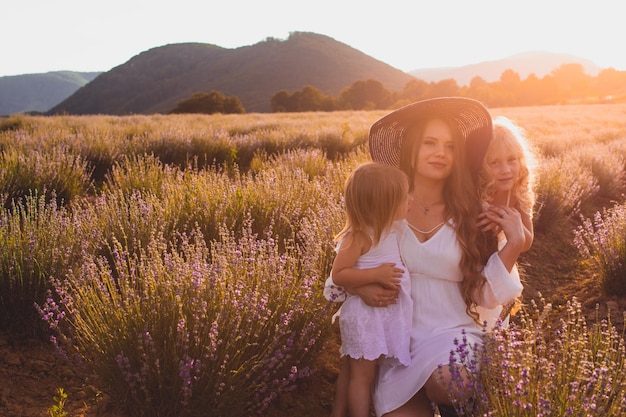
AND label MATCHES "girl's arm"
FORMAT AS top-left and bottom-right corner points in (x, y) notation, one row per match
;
(331, 231), (403, 290)
(483, 205), (525, 272)
(519, 209), (534, 252)
(475, 207), (525, 308)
